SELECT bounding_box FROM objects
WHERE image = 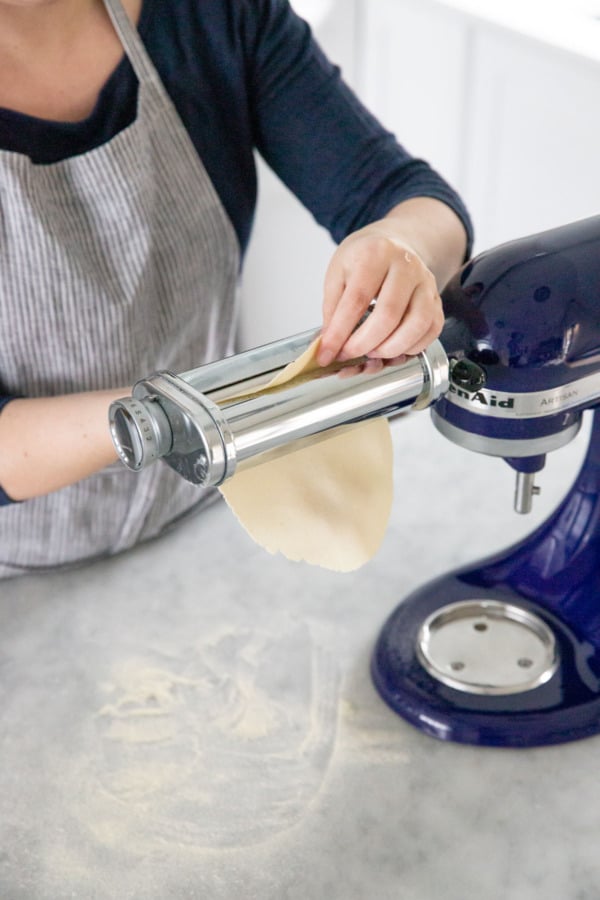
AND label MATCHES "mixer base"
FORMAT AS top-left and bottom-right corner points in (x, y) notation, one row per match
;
(372, 580), (600, 747)
(372, 408), (600, 748)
